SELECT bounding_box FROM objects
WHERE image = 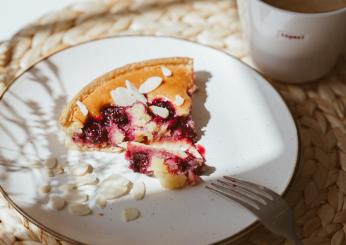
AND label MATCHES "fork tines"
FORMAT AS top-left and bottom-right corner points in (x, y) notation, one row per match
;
(205, 176), (274, 212)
